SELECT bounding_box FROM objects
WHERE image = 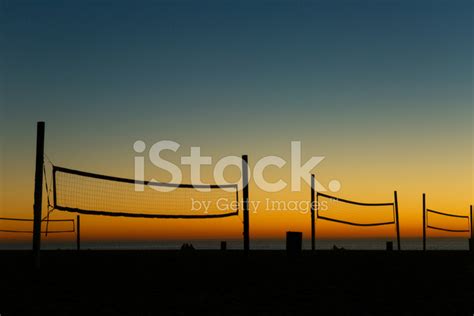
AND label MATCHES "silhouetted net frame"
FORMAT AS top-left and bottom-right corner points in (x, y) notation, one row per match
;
(0, 217), (75, 234)
(316, 192), (396, 227)
(425, 208), (470, 233)
(52, 165), (240, 219)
